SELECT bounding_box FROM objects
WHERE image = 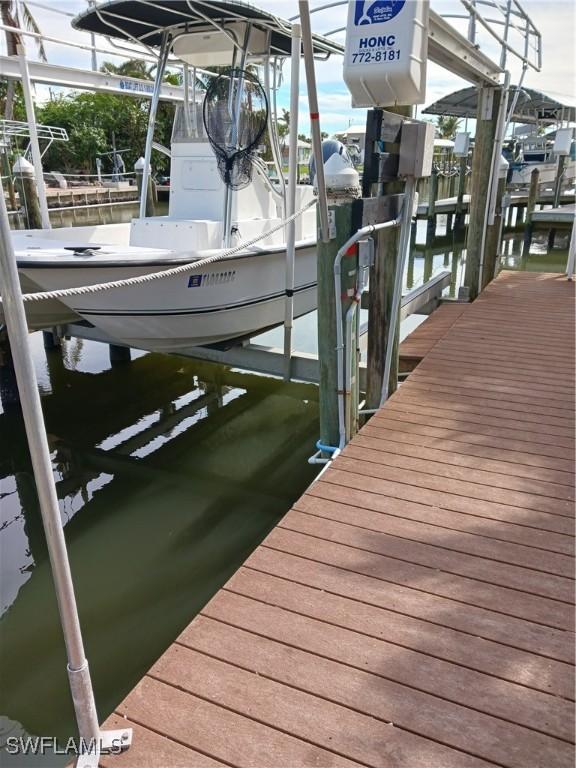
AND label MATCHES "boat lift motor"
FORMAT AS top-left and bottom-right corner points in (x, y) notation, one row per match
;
(343, 0), (429, 108)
